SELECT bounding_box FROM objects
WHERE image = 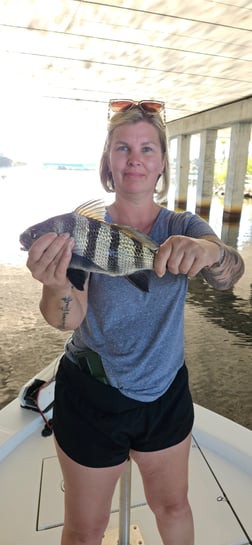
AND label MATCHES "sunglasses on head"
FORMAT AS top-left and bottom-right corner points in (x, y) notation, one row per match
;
(108, 99), (166, 125)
